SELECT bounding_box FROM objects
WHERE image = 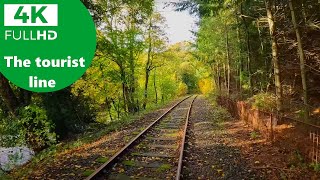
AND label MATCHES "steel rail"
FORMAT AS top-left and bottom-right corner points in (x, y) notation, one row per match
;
(175, 95), (197, 180)
(86, 96), (192, 180)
